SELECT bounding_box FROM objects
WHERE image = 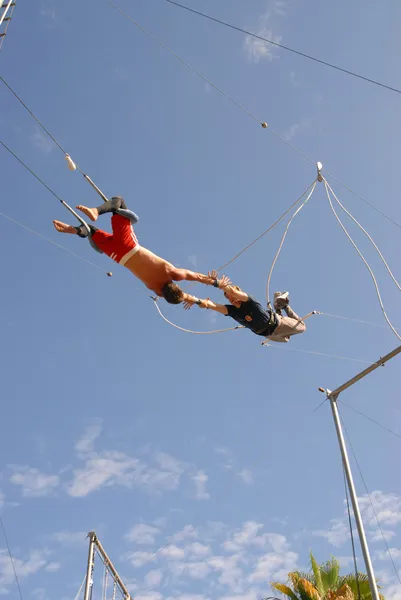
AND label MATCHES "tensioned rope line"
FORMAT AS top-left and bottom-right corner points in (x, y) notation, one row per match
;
(263, 343), (372, 364)
(216, 179), (317, 272)
(73, 576), (87, 600)
(324, 179), (401, 342)
(343, 467), (362, 600)
(340, 412), (401, 586)
(266, 180), (317, 305)
(0, 515), (24, 600)
(107, 0), (314, 166)
(338, 400), (401, 442)
(318, 312), (400, 331)
(326, 180), (401, 293)
(163, 0), (401, 97)
(107, 2), (401, 231)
